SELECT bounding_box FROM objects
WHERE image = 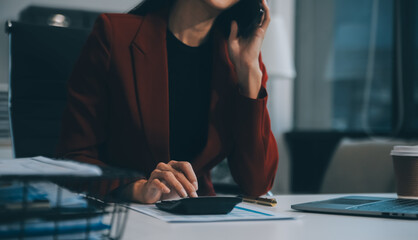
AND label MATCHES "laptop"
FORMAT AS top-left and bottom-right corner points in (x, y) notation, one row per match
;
(291, 196), (418, 219)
